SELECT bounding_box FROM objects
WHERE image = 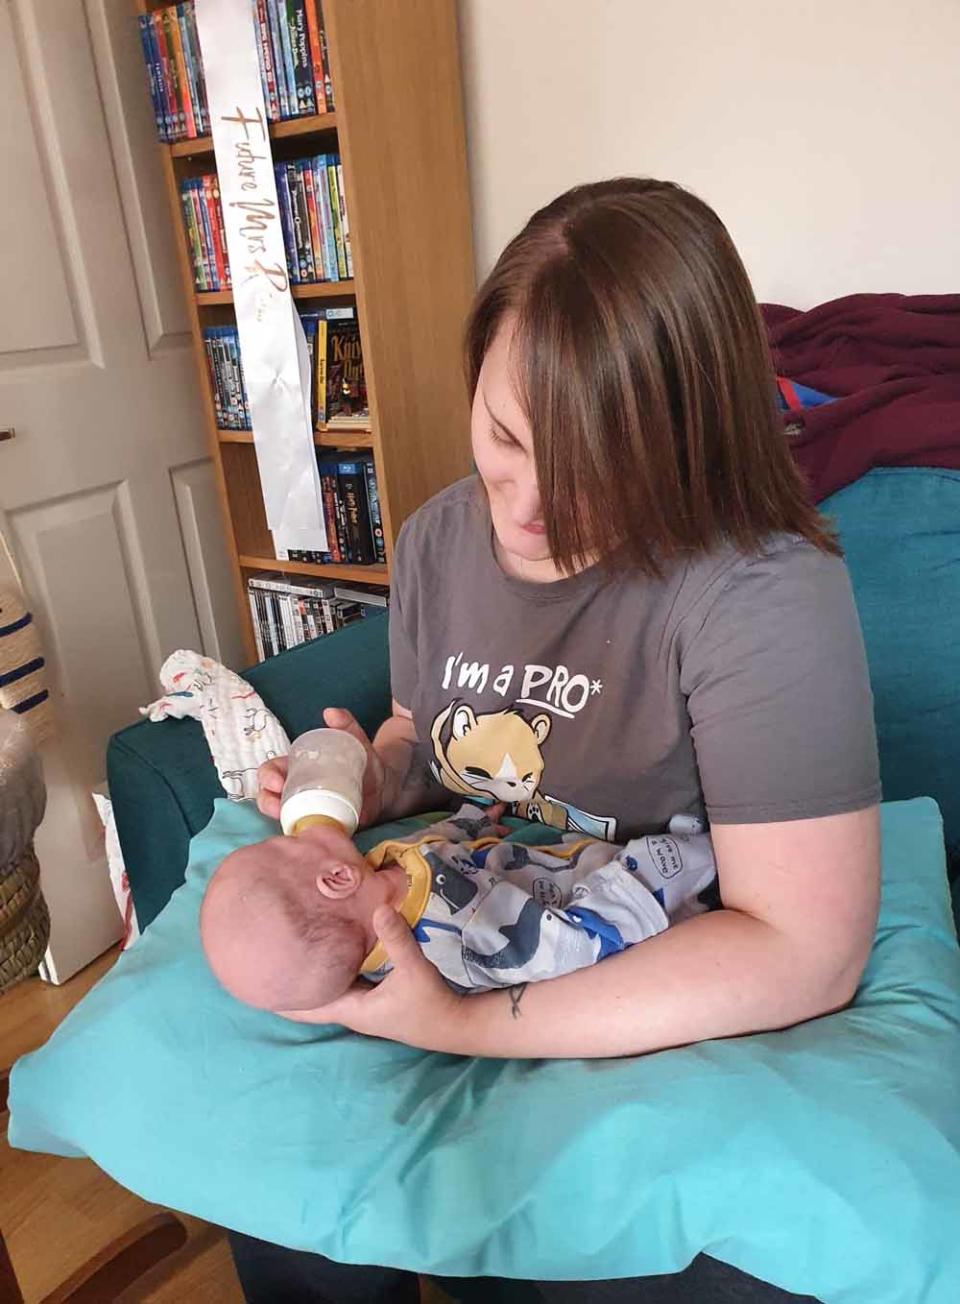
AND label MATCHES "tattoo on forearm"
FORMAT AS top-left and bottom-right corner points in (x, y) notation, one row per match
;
(508, 984), (528, 1020)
